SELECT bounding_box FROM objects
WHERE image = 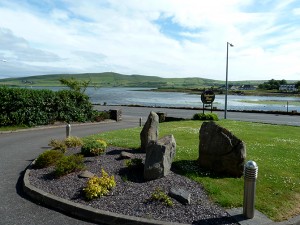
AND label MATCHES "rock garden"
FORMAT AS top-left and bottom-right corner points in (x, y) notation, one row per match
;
(27, 111), (247, 225)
